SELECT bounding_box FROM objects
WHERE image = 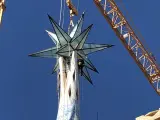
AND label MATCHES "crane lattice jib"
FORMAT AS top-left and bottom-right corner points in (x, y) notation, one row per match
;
(94, 0), (160, 95)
